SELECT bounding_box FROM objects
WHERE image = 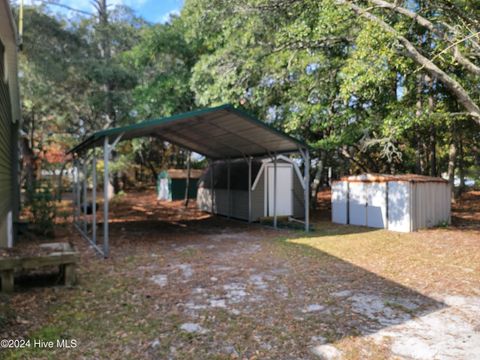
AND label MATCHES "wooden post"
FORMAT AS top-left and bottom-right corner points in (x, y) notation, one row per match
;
(1, 270), (14, 293)
(62, 264), (76, 286)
